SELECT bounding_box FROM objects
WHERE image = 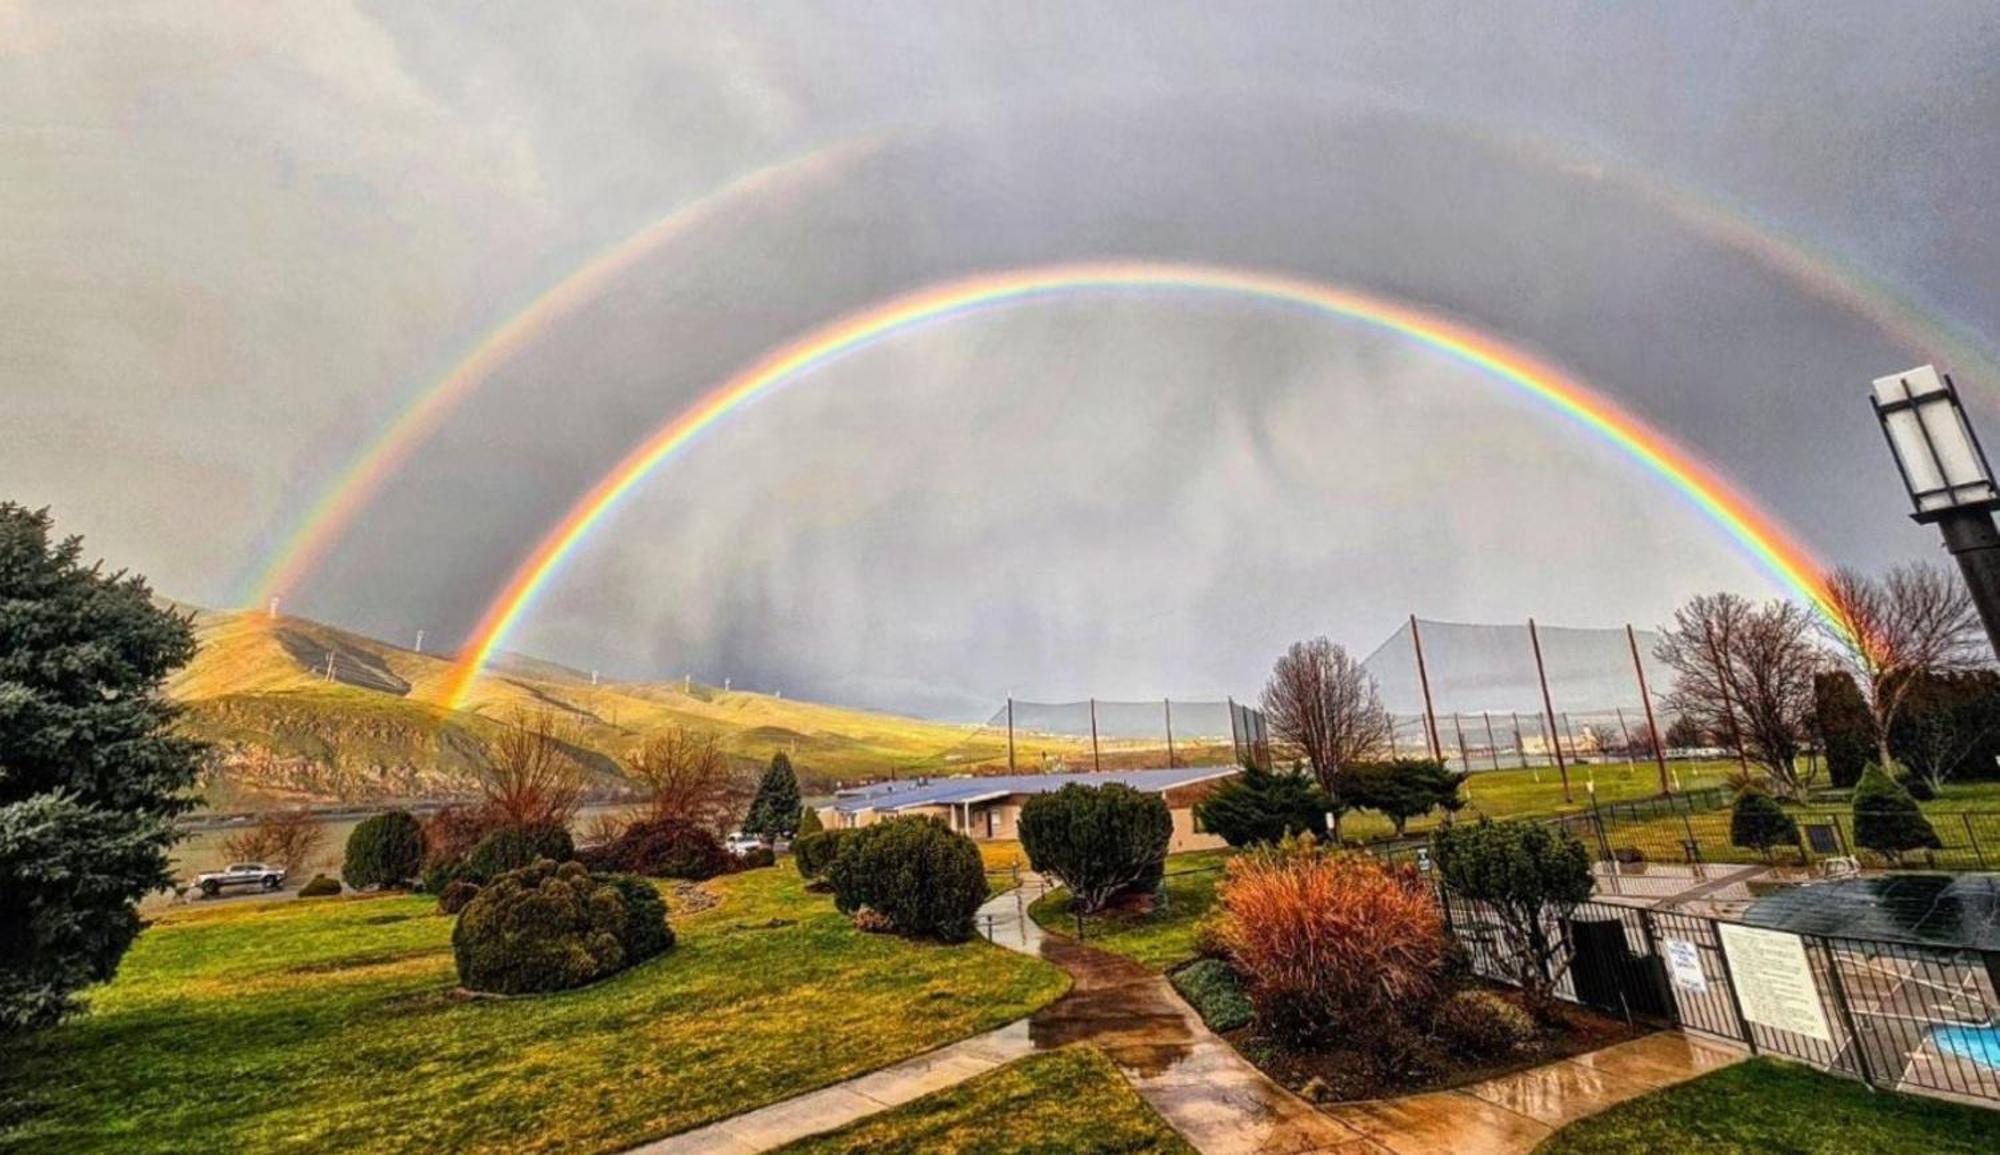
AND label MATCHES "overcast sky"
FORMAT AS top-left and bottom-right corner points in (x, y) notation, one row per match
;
(5, 3), (1998, 718)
